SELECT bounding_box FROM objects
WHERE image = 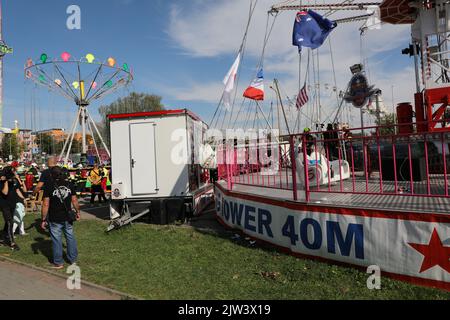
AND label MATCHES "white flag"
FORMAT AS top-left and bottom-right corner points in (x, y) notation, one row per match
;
(364, 6), (381, 30)
(222, 53), (241, 110)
